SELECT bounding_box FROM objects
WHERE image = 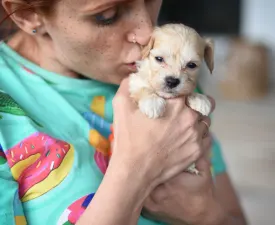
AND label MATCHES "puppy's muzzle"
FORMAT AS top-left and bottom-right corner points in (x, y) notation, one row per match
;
(165, 76), (180, 89)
